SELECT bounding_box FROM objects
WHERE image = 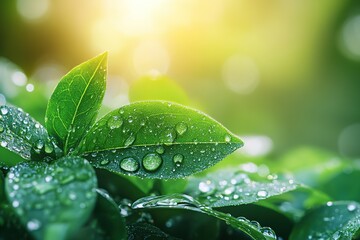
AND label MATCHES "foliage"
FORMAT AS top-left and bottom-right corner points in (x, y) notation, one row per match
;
(0, 53), (359, 239)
